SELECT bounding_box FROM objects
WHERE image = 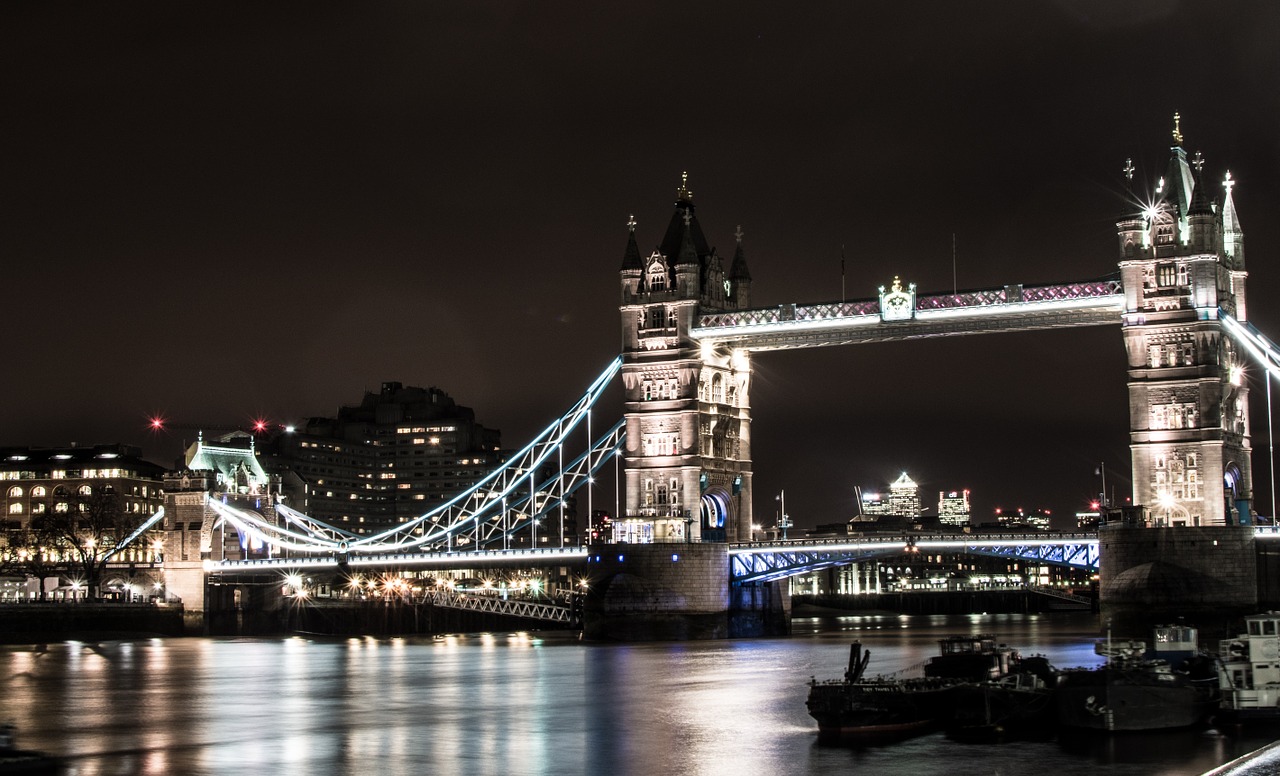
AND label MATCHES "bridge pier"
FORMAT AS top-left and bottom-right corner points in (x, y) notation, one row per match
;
(1099, 524), (1257, 631)
(162, 560), (207, 635)
(728, 580), (791, 637)
(583, 543), (730, 640)
(582, 543), (791, 640)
